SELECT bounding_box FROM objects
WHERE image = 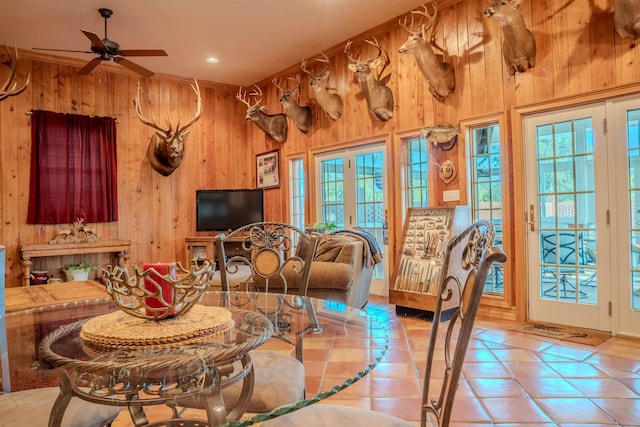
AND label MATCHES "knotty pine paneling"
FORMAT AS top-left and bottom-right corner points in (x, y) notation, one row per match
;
(2, 0), (640, 302)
